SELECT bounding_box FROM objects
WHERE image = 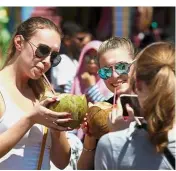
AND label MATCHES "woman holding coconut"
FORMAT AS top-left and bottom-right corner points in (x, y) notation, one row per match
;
(0, 17), (73, 169)
(78, 37), (137, 169)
